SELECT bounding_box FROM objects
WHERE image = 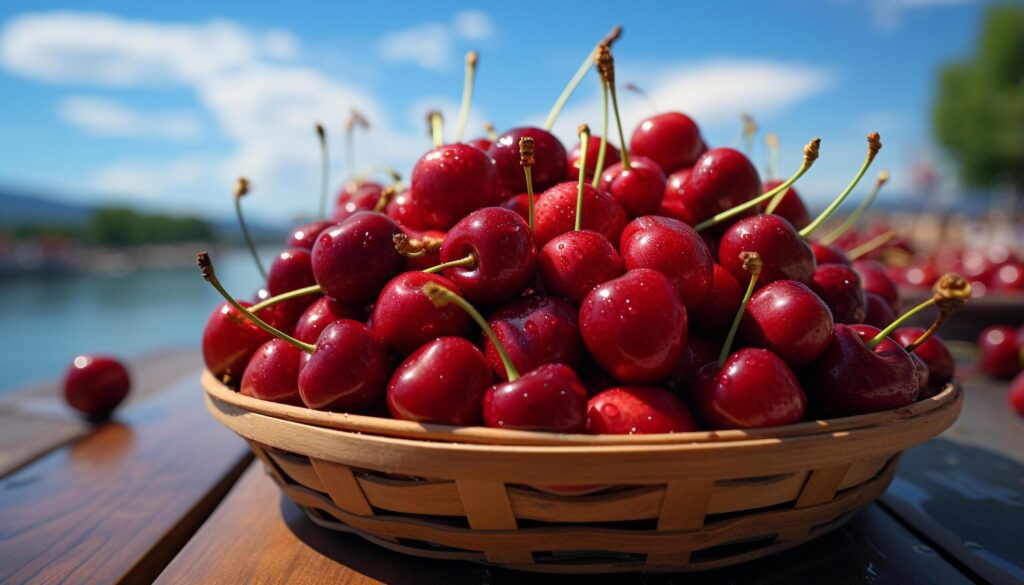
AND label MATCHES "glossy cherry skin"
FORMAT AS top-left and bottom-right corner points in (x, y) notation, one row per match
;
(990, 260), (1024, 291)
(538, 229), (623, 304)
(1009, 372), (1024, 417)
(533, 182), (627, 246)
(692, 264), (742, 339)
(658, 196), (698, 225)
(588, 386), (698, 434)
(501, 193), (531, 222)
(201, 300), (271, 386)
(853, 260), (900, 313)
(410, 143), (501, 230)
(891, 327), (955, 391)
(287, 220), (334, 251)
(467, 137), (492, 151)
(809, 263), (866, 324)
(664, 335), (719, 397)
(311, 212), (406, 306)
(63, 355), (130, 418)
(693, 348), (806, 429)
(740, 280), (835, 366)
(863, 292), (896, 328)
(679, 148), (761, 224)
(371, 272), (472, 355)
(293, 296), (362, 344)
(482, 363), (588, 432)
(333, 181), (383, 222)
(599, 157), (667, 217)
(483, 295), (584, 381)
(267, 248), (318, 320)
(297, 319), (390, 412)
(439, 207), (536, 306)
(568, 135), (620, 182)
(809, 323), (919, 417)
(811, 242), (851, 266)
(240, 339), (303, 405)
(719, 214), (816, 287)
(488, 127), (568, 196)
(387, 337), (492, 425)
(977, 325), (1020, 379)
(847, 324), (930, 398)
(763, 180), (810, 230)
(384, 187), (428, 231)
(579, 269), (688, 384)
(664, 168), (692, 201)
(619, 215), (713, 311)
(630, 112), (704, 174)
